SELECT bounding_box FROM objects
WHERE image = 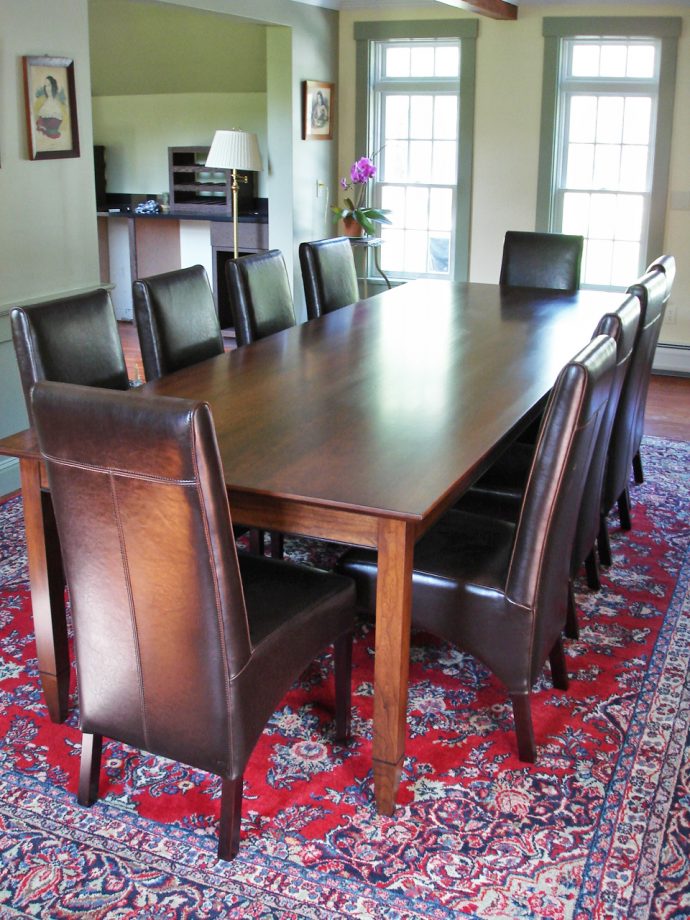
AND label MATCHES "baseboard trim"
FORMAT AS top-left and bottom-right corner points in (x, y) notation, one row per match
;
(653, 344), (690, 376)
(0, 456), (20, 500)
